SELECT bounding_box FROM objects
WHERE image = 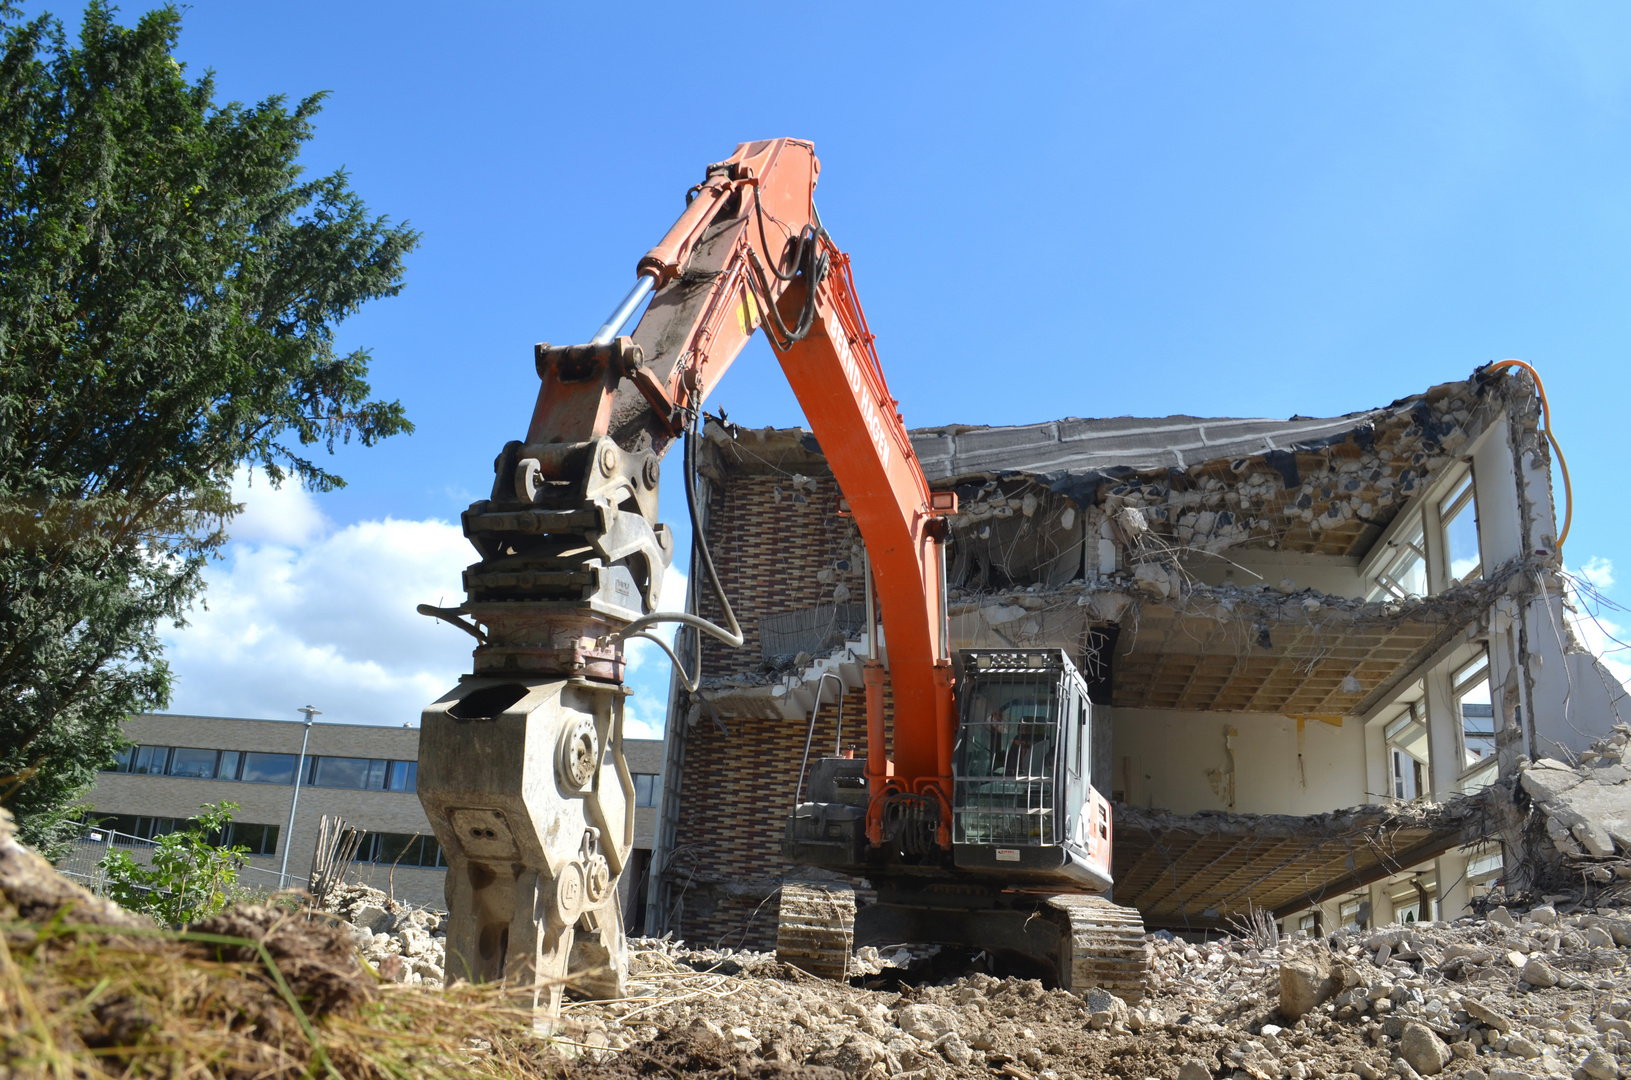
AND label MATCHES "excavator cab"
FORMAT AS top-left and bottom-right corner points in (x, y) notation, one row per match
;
(952, 649), (1113, 891)
(783, 647), (1113, 891)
